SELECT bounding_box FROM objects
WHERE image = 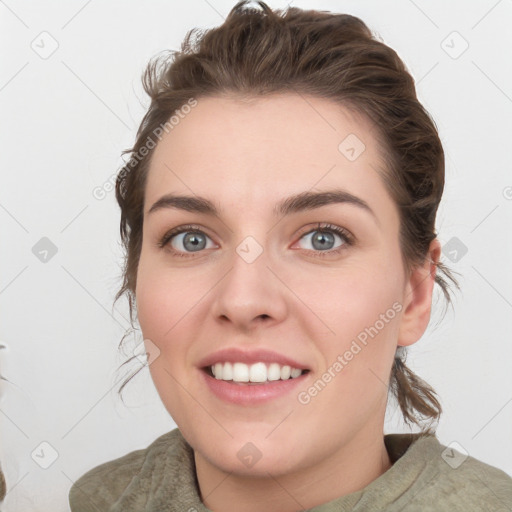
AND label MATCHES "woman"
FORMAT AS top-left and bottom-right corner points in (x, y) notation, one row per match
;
(69, 2), (512, 510)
